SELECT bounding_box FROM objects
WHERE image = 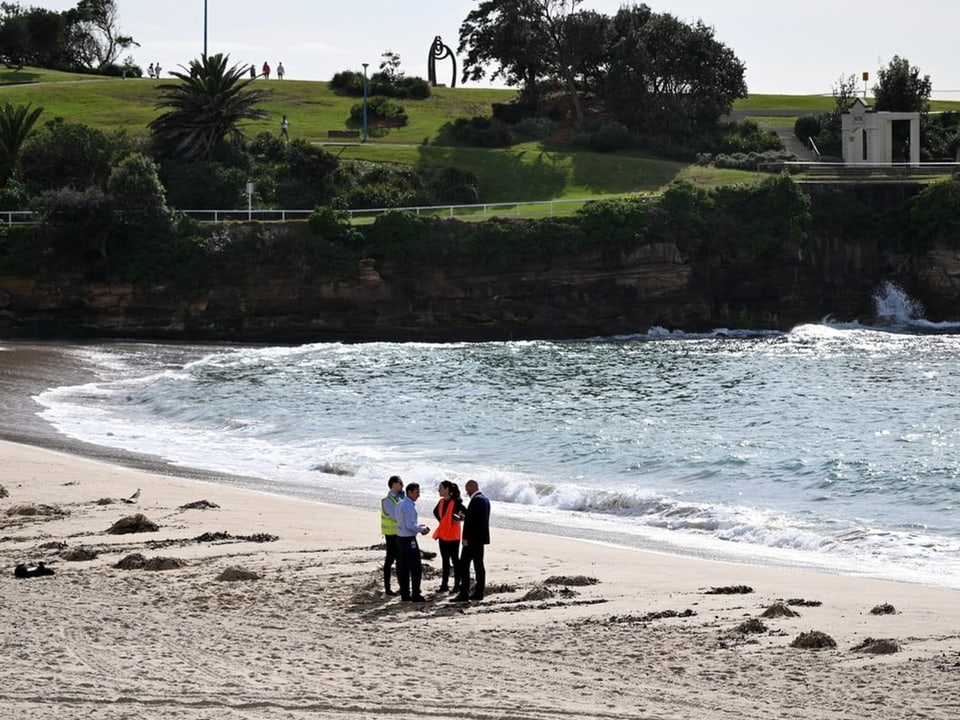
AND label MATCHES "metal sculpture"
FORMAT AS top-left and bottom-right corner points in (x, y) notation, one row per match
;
(427, 36), (457, 88)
